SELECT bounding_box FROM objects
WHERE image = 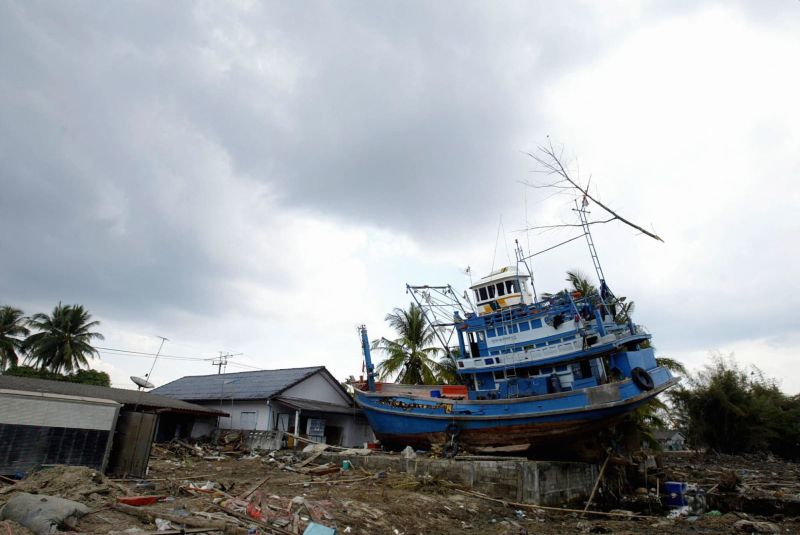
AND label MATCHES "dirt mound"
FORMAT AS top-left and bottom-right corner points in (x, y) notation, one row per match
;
(1, 466), (130, 503)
